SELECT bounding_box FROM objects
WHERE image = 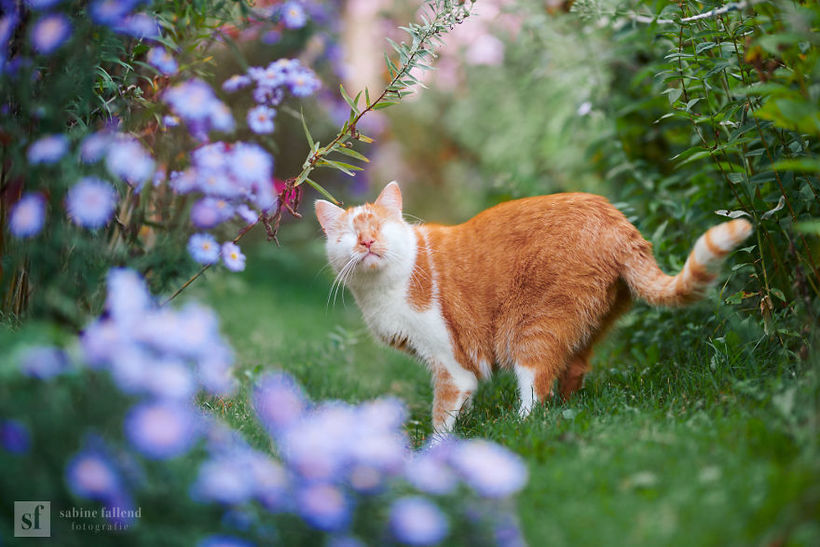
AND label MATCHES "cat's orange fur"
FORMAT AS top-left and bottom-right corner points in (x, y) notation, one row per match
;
(316, 183), (752, 432)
